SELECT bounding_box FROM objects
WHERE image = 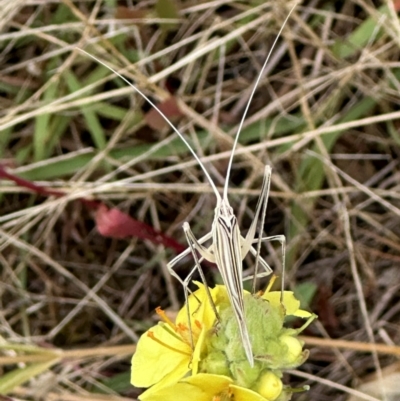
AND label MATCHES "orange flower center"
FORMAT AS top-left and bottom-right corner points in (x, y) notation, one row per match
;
(147, 307), (204, 355)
